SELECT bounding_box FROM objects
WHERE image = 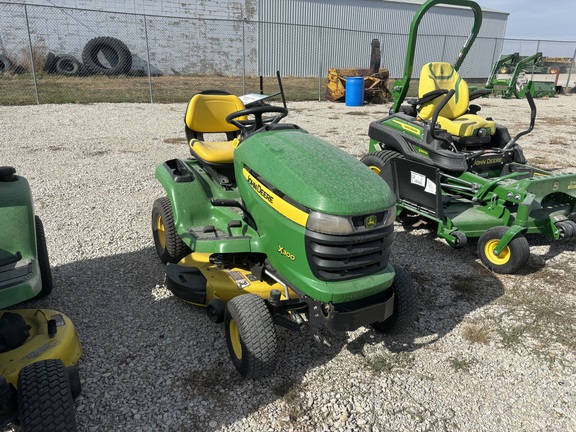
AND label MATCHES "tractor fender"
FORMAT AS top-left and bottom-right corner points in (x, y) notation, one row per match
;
(154, 159), (258, 252)
(368, 118), (468, 172)
(154, 159), (210, 239)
